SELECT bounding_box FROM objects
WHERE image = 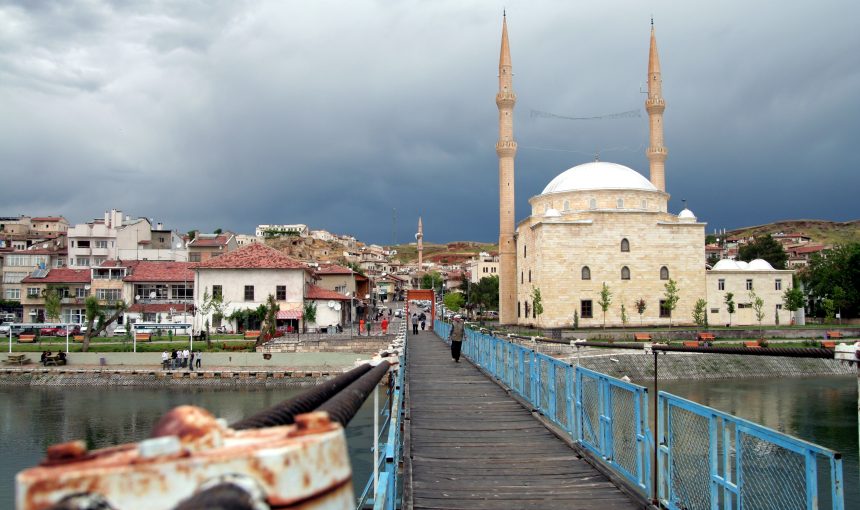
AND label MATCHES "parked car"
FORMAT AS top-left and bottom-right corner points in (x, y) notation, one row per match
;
(0, 322), (12, 335)
(55, 326), (81, 336)
(112, 326), (128, 337)
(215, 325), (230, 334)
(39, 326), (63, 337)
